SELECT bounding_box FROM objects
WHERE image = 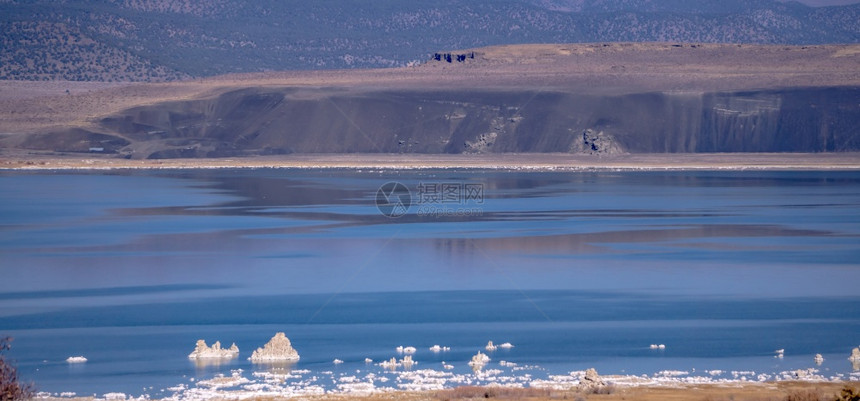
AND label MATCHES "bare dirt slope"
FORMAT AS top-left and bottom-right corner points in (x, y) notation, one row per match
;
(1, 43), (858, 159)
